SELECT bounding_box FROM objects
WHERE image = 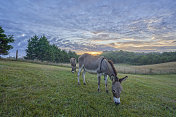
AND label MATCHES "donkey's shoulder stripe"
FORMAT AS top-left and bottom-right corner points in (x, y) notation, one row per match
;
(100, 57), (105, 73)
